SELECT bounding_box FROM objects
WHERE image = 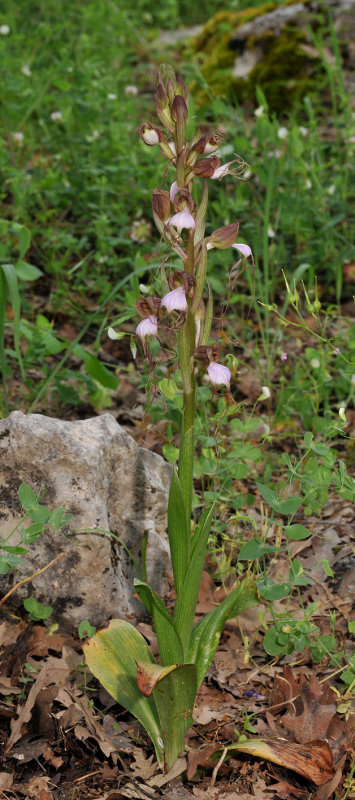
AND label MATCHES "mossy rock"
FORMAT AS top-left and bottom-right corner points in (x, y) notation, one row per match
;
(186, 0), (337, 112)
